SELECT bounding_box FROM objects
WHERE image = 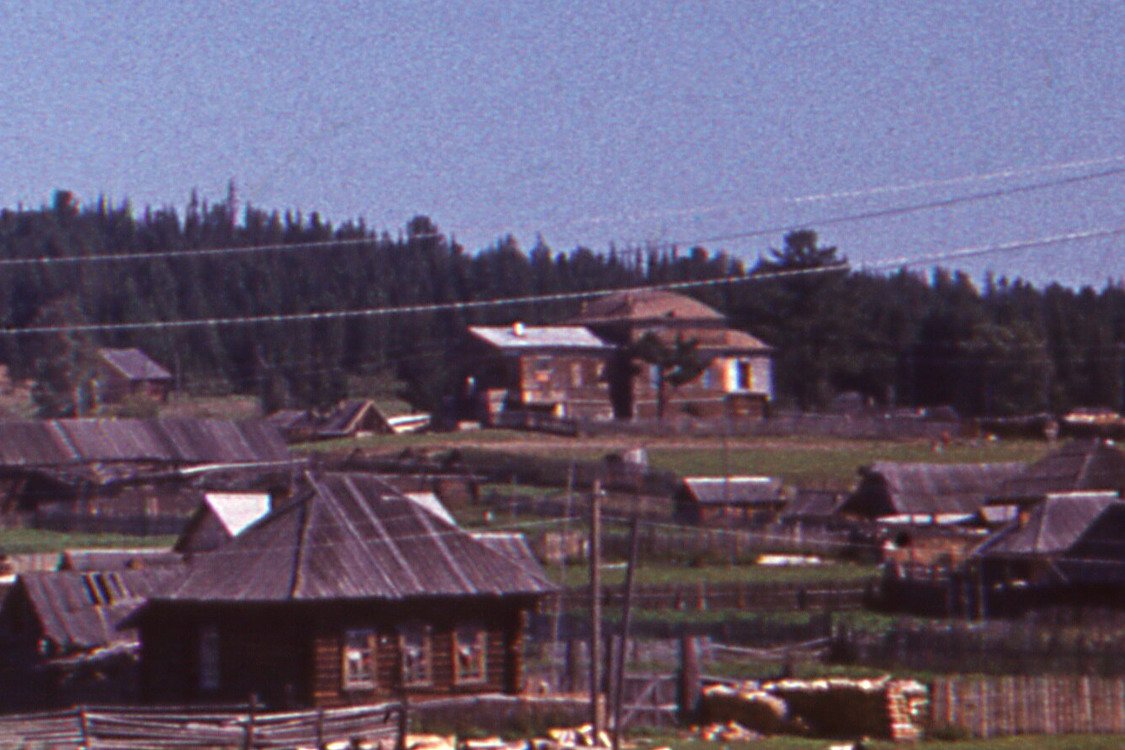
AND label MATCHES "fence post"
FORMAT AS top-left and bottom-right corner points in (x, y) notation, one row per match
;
(677, 633), (700, 724)
(78, 705), (89, 750)
(316, 706), (325, 750)
(244, 693), (256, 750)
